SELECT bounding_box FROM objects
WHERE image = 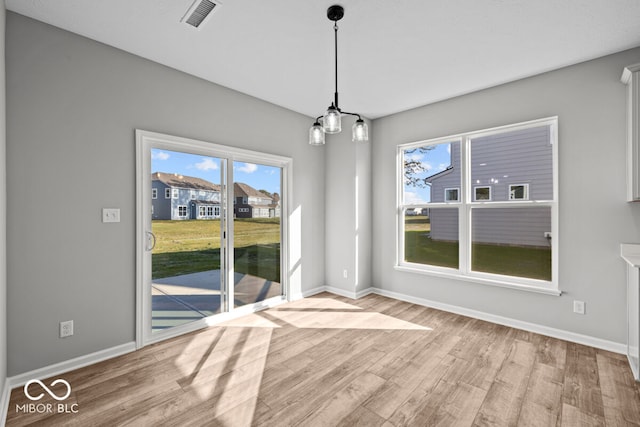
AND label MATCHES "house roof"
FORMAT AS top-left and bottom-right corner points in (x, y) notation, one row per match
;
(152, 172), (220, 192)
(234, 182), (272, 201)
(424, 166), (454, 183)
(193, 200), (220, 206)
